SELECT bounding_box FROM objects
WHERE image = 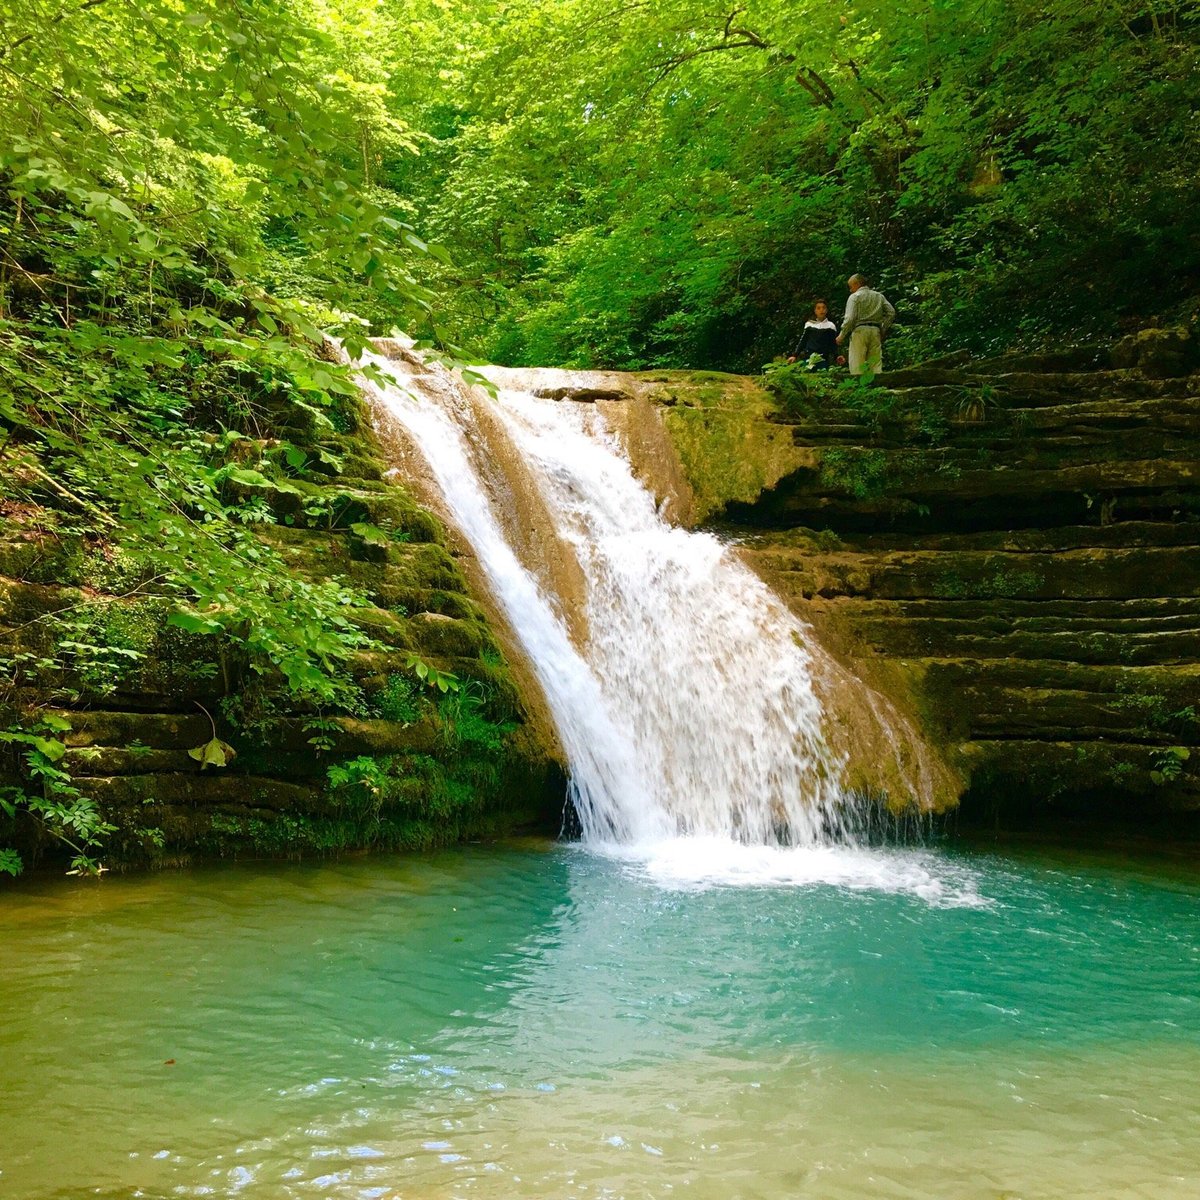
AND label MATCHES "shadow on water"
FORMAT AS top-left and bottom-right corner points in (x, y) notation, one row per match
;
(944, 784), (1200, 884)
